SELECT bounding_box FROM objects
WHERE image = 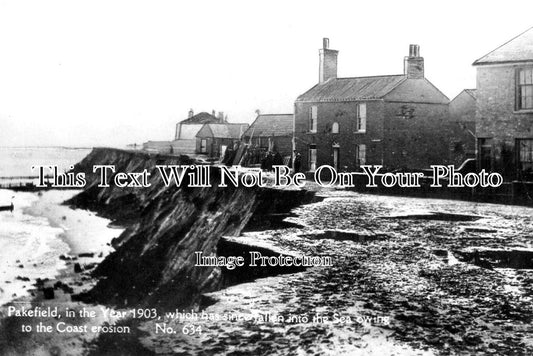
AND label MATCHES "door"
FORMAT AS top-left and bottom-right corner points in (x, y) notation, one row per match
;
(333, 147), (339, 171)
(517, 139), (533, 180)
(309, 145), (317, 172)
